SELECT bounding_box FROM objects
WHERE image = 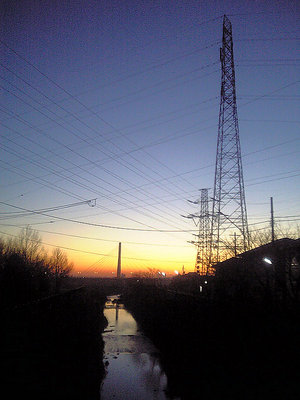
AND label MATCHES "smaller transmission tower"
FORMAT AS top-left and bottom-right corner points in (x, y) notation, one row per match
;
(187, 189), (211, 275)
